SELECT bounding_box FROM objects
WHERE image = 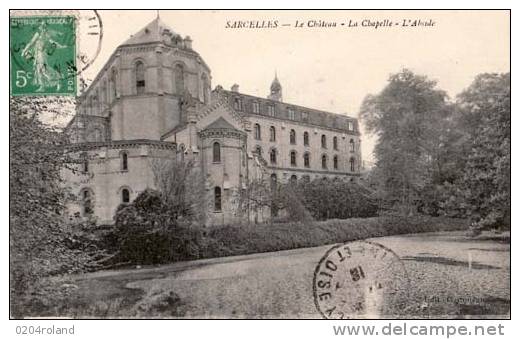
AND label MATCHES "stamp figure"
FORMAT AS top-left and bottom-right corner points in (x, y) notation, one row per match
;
(10, 16), (76, 96)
